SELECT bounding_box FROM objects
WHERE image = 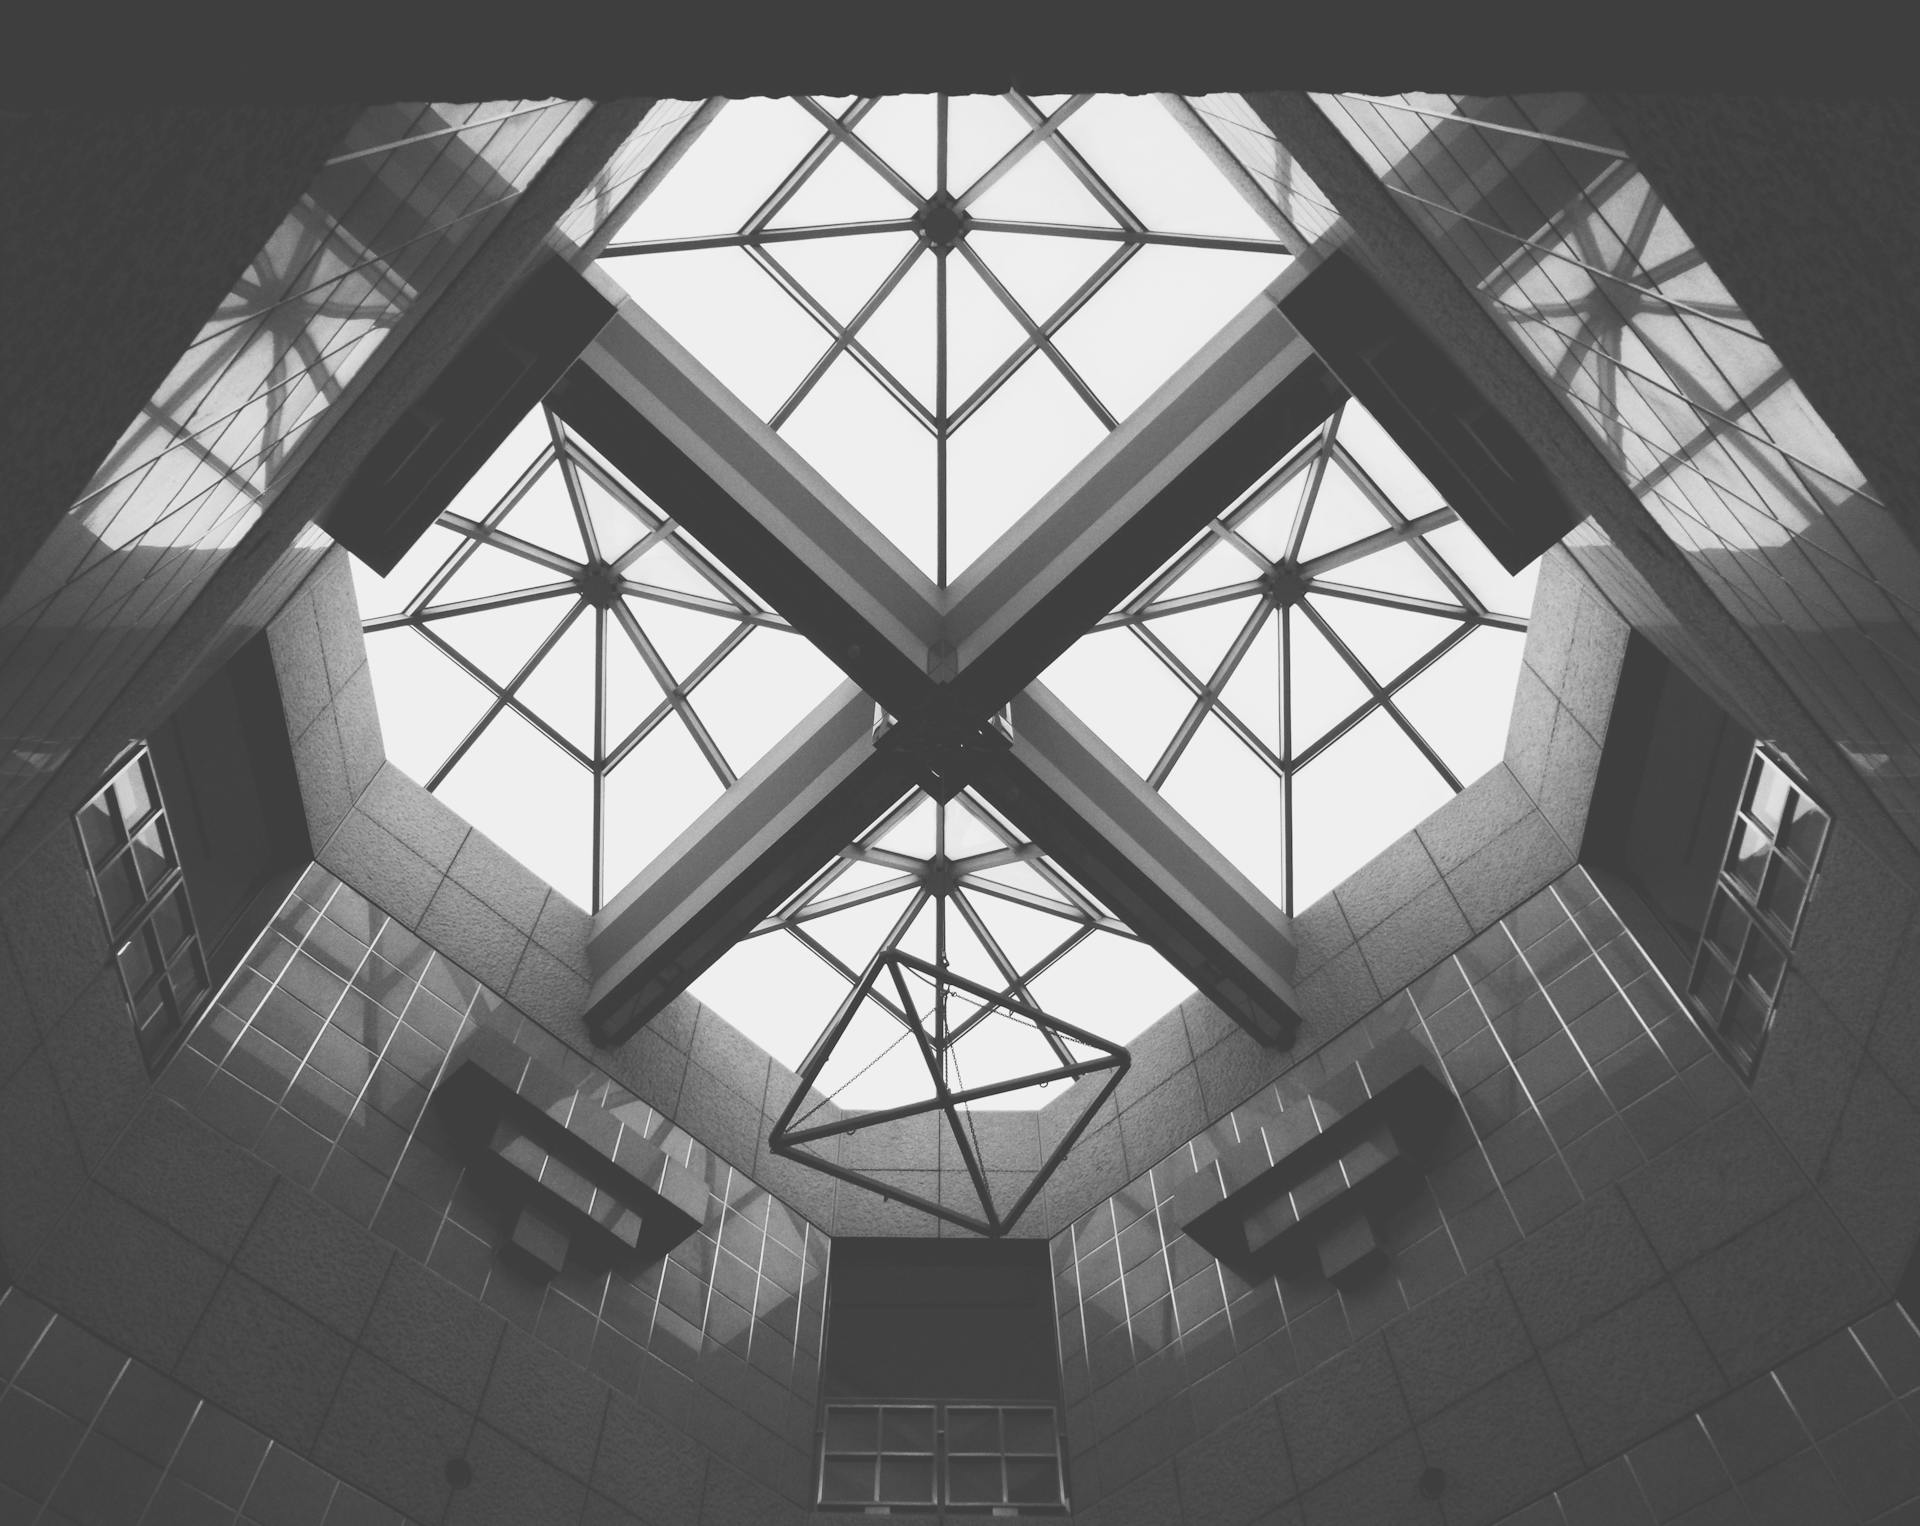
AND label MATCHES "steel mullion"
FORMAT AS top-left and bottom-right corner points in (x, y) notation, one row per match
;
(793, 95), (926, 210)
(963, 219), (1294, 258)
(1290, 604), (1474, 784)
(1001, 93), (1141, 234)
(1324, 437), (1485, 613)
(761, 237), (935, 432)
(745, 96), (882, 234)
(1281, 605), (1295, 910)
(951, 889), (1070, 1064)
(436, 514), (581, 581)
(403, 450), (554, 616)
(365, 582), (574, 632)
(951, 239), (1119, 430)
(1295, 508), (1459, 583)
(600, 603), (751, 775)
(958, 877), (1124, 935)
(601, 219), (919, 258)
(420, 600), (596, 787)
(1307, 581), (1527, 632)
(1282, 425), (1339, 565)
(948, 842), (1046, 875)
(1020, 852), (1121, 927)
(592, 606), (607, 910)
(785, 875), (923, 925)
(952, 93), (1092, 210)
(617, 579), (784, 627)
